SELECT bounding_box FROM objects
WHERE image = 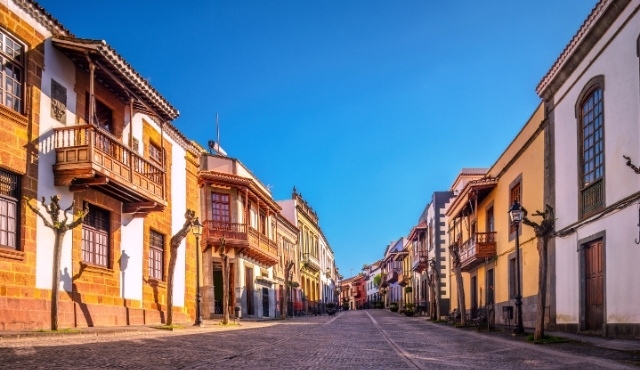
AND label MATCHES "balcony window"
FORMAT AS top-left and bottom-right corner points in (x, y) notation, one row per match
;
(82, 204), (110, 267)
(211, 192), (230, 223)
(0, 169), (19, 249)
(0, 29), (24, 113)
(579, 83), (604, 217)
(85, 94), (113, 133)
(149, 230), (164, 280)
(149, 142), (163, 164)
(509, 181), (521, 236)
